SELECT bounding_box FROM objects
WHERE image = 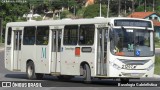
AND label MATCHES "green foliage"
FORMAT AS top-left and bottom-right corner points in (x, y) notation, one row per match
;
(155, 37), (160, 48)
(135, 6), (152, 12)
(50, 0), (77, 10)
(135, 6), (144, 12)
(0, 36), (4, 43)
(0, 2), (29, 28)
(155, 37), (160, 43)
(60, 10), (73, 19)
(155, 6), (160, 14)
(68, 0), (77, 7)
(155, 56), (160, 75)
(77, 6), (86, 18)
(51, 0), (63, 10)
(32, 17), (43, 21)
(155, 56), (160, 65)
(145, 7), (152, 12)
(83, 4), (107, 18)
